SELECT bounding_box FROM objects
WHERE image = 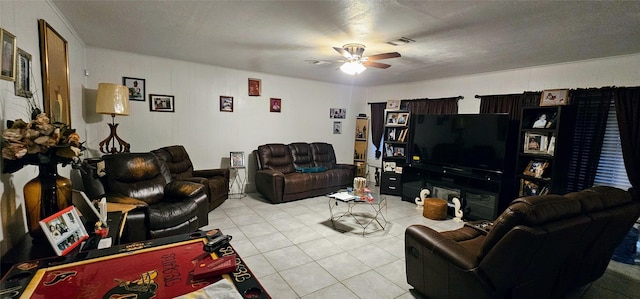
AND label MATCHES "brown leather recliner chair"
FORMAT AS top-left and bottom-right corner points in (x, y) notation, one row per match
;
(101, 152), (209, 243)
(405, 186), (640, 299)
(152, 145), (229, 211)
